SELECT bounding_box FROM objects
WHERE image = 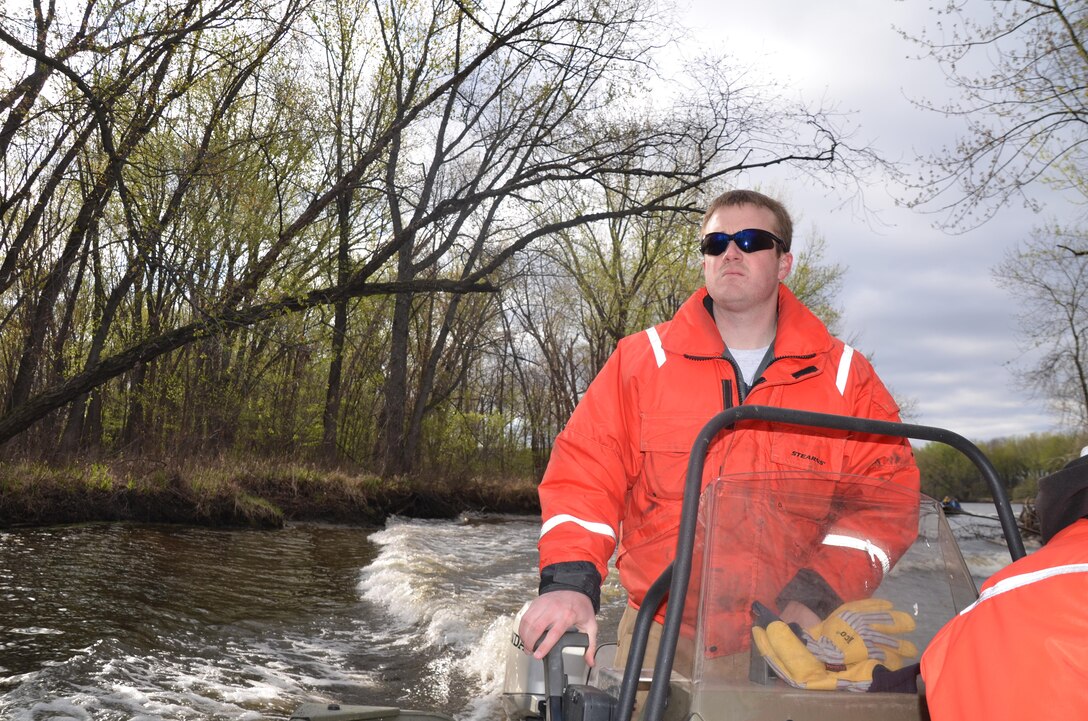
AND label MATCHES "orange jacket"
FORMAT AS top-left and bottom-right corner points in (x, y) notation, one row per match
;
(537, 285), (918, 630)
(921, 519), (1088, 719)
